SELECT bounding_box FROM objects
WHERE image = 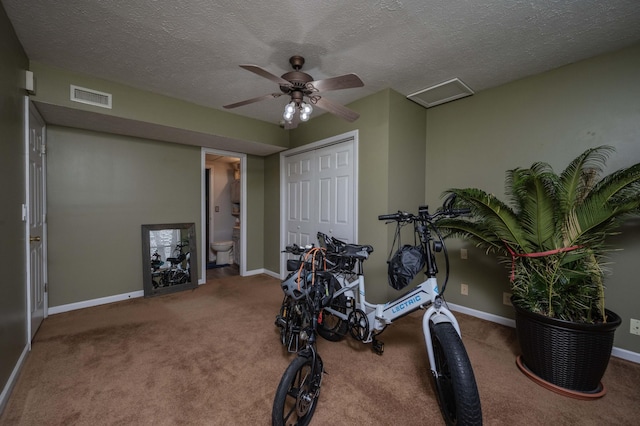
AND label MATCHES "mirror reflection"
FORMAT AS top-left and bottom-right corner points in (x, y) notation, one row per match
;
(142, 223), (198, 297)
(150, 229), (191, 288)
